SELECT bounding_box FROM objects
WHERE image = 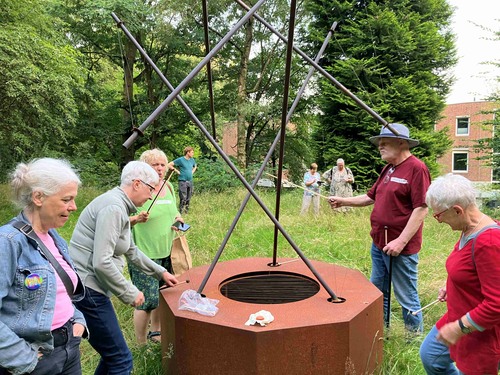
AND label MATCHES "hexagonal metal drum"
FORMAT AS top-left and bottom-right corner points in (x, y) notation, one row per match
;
(159, 257), (383, 374)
